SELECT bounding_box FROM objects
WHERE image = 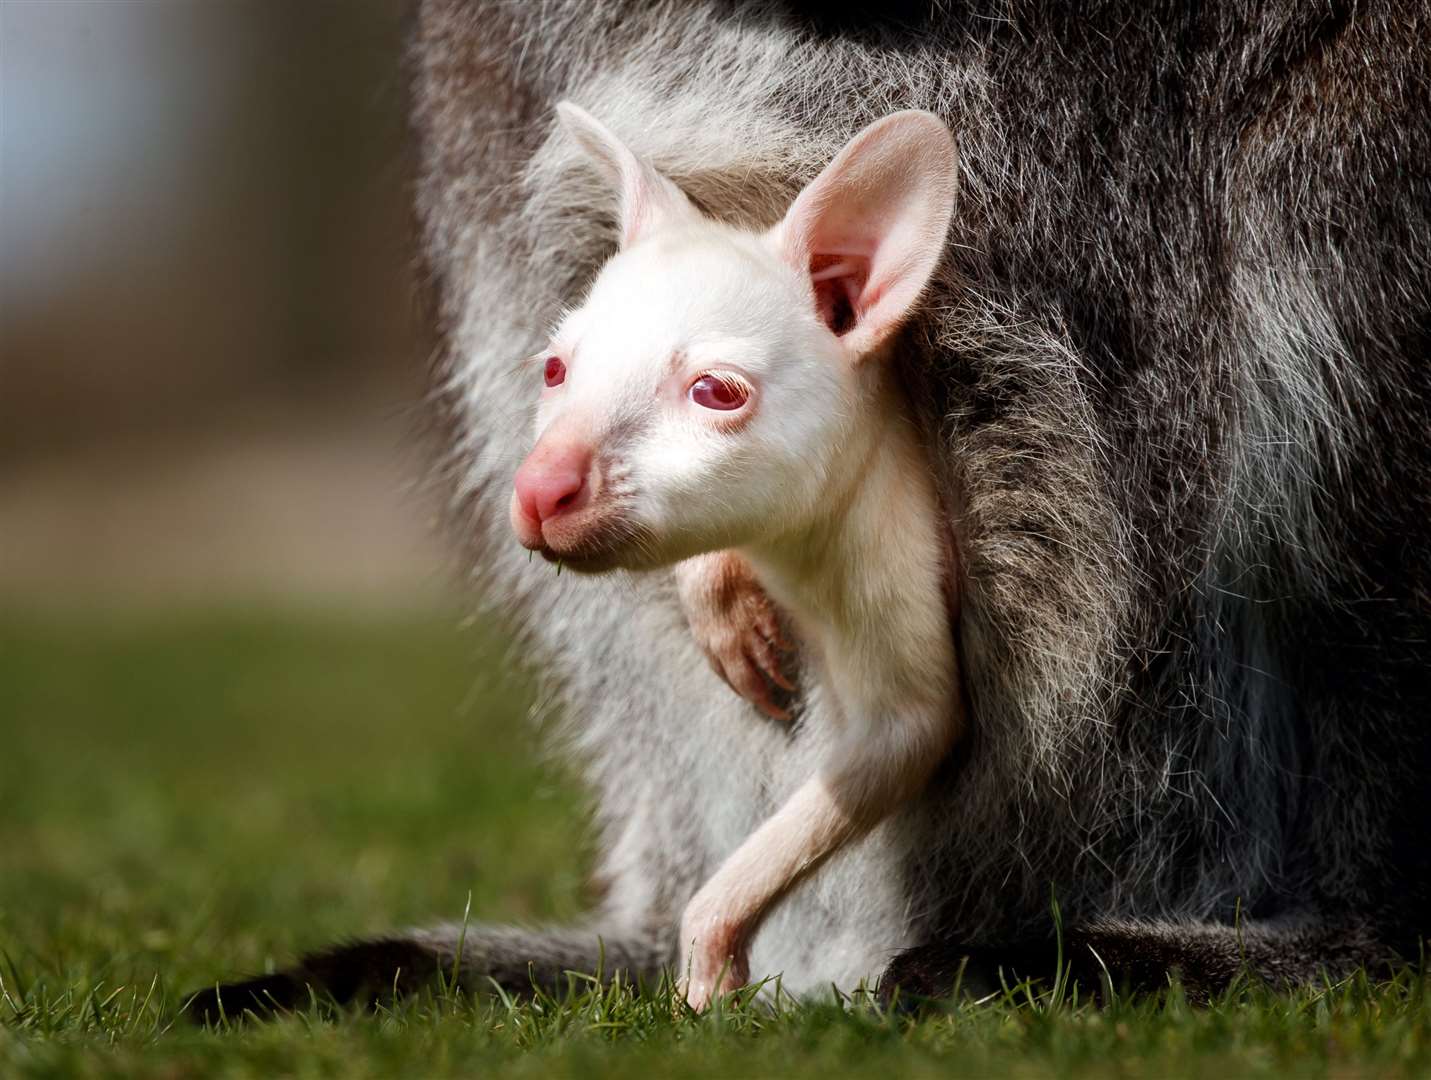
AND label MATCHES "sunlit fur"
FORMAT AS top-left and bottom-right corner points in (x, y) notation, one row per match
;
(506, 109), (961, 1006)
